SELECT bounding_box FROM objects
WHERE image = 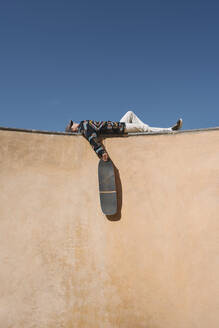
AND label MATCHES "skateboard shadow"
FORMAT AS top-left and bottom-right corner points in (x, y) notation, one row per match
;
(106, 161), (122, 221)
